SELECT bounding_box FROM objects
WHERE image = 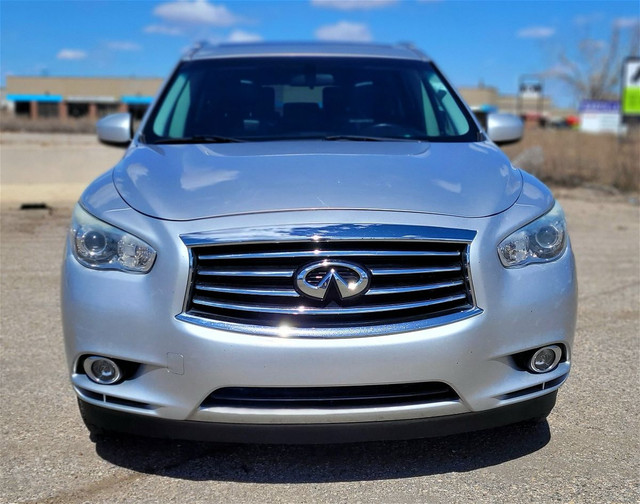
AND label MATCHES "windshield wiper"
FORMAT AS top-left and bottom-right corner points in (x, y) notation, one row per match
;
(323, 135), (424, 142)
(153, 135), (245, 144)
(323, 135), (386, 142)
